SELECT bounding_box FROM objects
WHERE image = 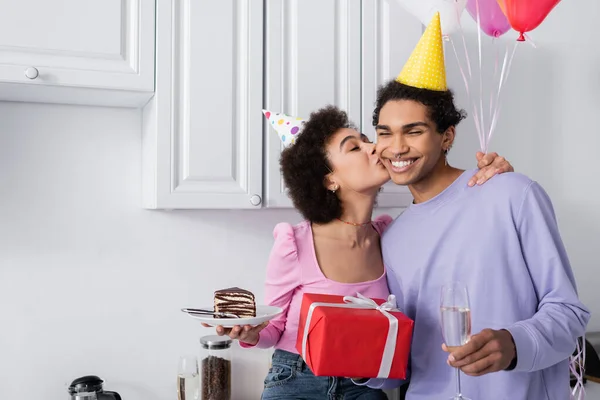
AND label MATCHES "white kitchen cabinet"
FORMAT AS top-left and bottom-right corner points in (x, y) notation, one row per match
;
(361, 0), (422, 208)
(143, 0), (421, 210)
(264, 0), (362, 208)
(142, 0), (264, 209)
(264, 0), (421, 209)
(0, 0), (155, 107)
